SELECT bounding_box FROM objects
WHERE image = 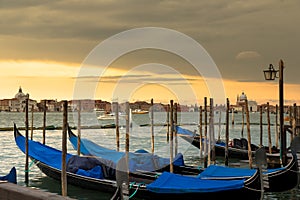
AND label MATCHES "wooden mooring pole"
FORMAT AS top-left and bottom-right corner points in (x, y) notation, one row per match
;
(225, 98), (229, 166)
(275, 104), (279, 148)
(245, 99), (253, 168)
(199, 106), (203, 159)
(231, 108), (235, 125)
(25, 95), (29, 185)
(169, 100), (174, 173)
(115, 102), (120, 151)
(203, 97), (208, 168)
(209, 98), (215, 165)
(31, 105), (34, 140)
(289, 105), (293, 127)
(267, 102), (272, 153)
(125, 101), (130, 181)
(77, 101), (81, 156)
(241, 106), (244, 137)
(61, 100), (68, 197)
(151, 98), (154, 154)
(43, 100), (46, 145)
(296, 104), (300, 136)
(260, 105), (263, 147)
(293, 103), (297, 137)
(166, 104), (170, 142)
(174, 103), (178, 156)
